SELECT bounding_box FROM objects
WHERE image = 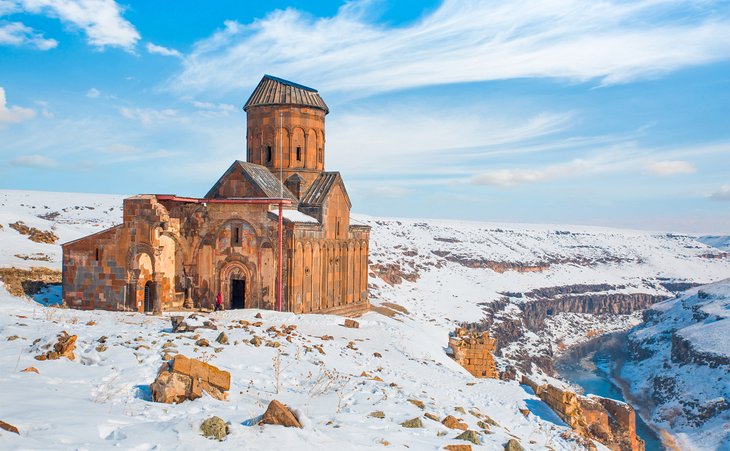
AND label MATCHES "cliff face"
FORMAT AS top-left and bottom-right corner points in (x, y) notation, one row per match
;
(621, 281), (730, 449)
(522, 376), (645, 451)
